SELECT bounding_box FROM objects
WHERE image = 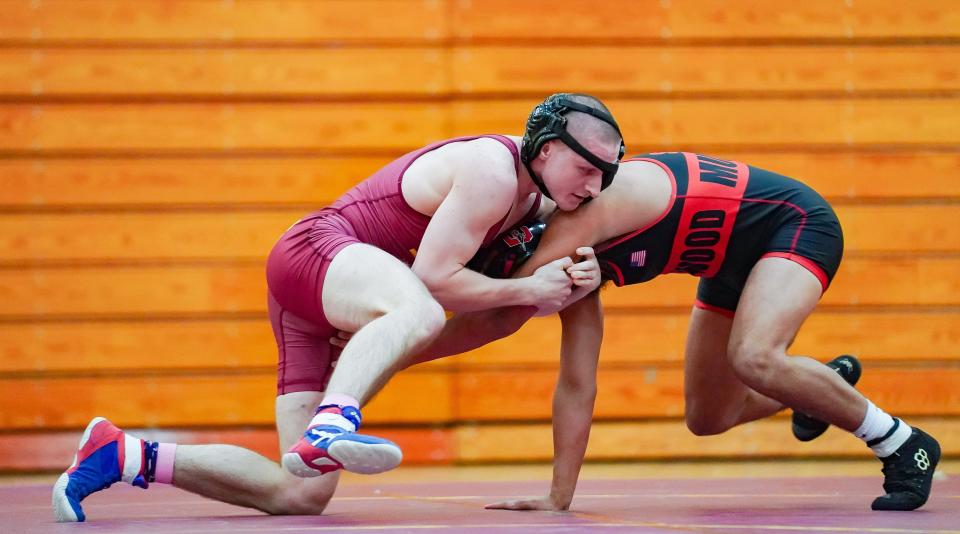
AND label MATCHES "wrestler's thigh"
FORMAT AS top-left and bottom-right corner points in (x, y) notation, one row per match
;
(321, 243), (436, 332)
